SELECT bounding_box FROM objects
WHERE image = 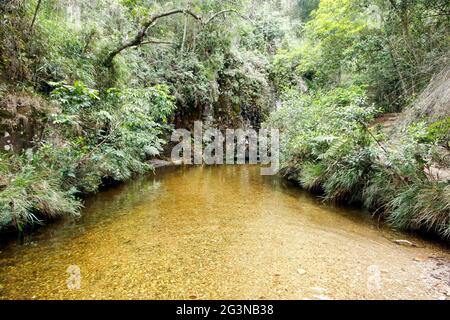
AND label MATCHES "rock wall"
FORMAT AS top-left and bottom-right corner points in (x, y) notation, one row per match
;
(0, 91), (51, 153)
